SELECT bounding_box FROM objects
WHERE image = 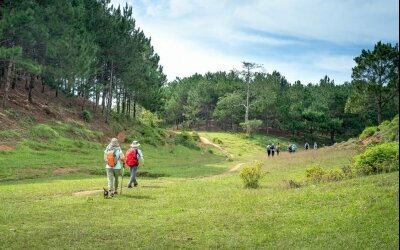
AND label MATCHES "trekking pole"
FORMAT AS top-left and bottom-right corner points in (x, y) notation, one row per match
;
(120, 163), (125, 195)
